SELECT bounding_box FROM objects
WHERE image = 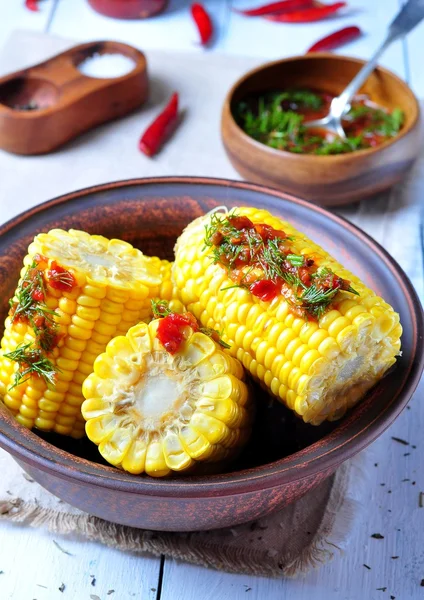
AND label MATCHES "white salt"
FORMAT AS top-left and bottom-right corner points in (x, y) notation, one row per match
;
(78, 53), (136, 79)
